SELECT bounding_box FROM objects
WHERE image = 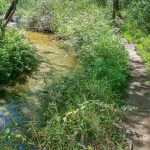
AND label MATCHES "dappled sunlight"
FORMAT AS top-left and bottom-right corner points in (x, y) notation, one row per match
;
(122, 38), (150, 150)
(26, 31), (77, 76)
(25, 31), (77, 93)
(0, 31), (77, 129)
